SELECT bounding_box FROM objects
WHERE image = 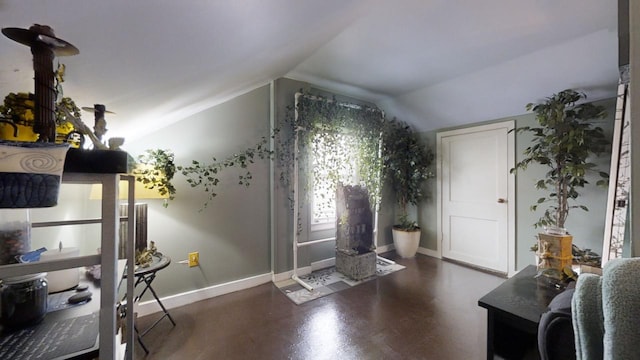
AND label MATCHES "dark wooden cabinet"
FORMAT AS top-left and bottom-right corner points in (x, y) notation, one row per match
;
(478, 265), (564, 359)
